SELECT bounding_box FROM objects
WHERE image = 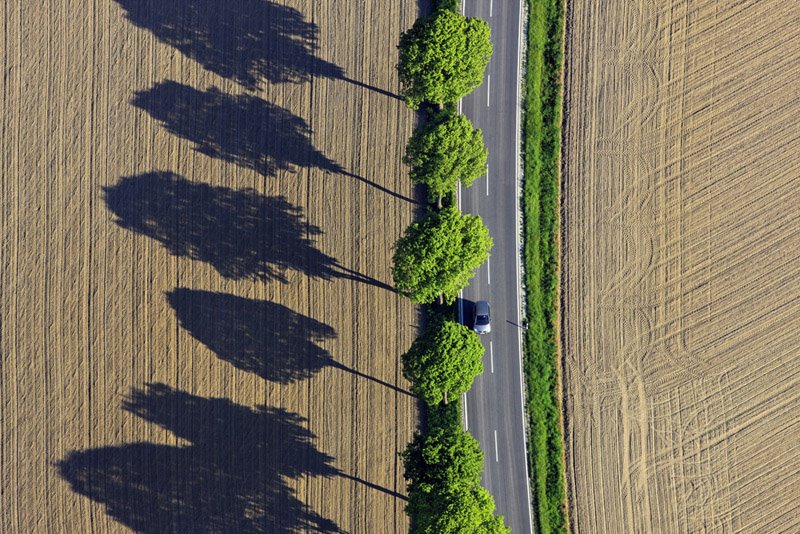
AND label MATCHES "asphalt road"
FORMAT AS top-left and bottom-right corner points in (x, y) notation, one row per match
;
(457, 0), (534, 532)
